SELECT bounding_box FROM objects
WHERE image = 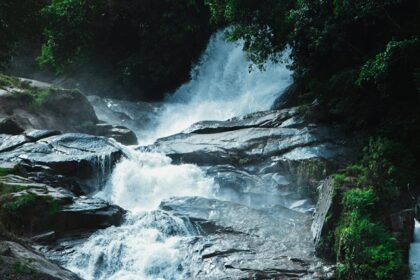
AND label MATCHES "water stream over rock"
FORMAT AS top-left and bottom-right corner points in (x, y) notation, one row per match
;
(41, 31), (342, 279)
(411, 220), (420, 280)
